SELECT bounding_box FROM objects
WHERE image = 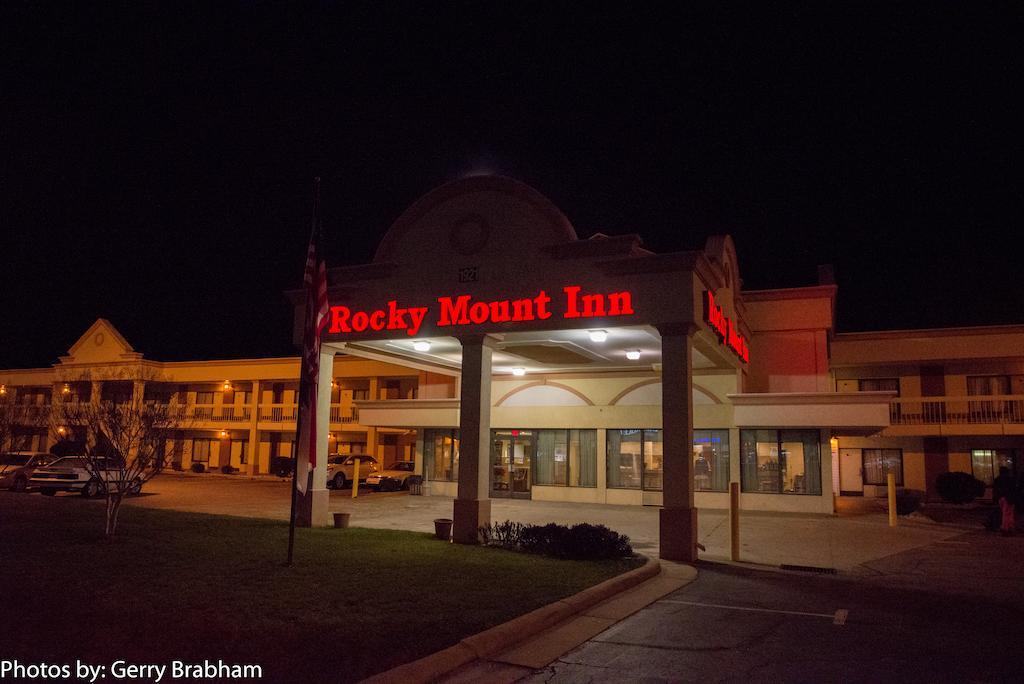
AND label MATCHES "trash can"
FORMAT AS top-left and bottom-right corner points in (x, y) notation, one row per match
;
(333, 512), (351, 529)
(433, 518), (453, 540)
